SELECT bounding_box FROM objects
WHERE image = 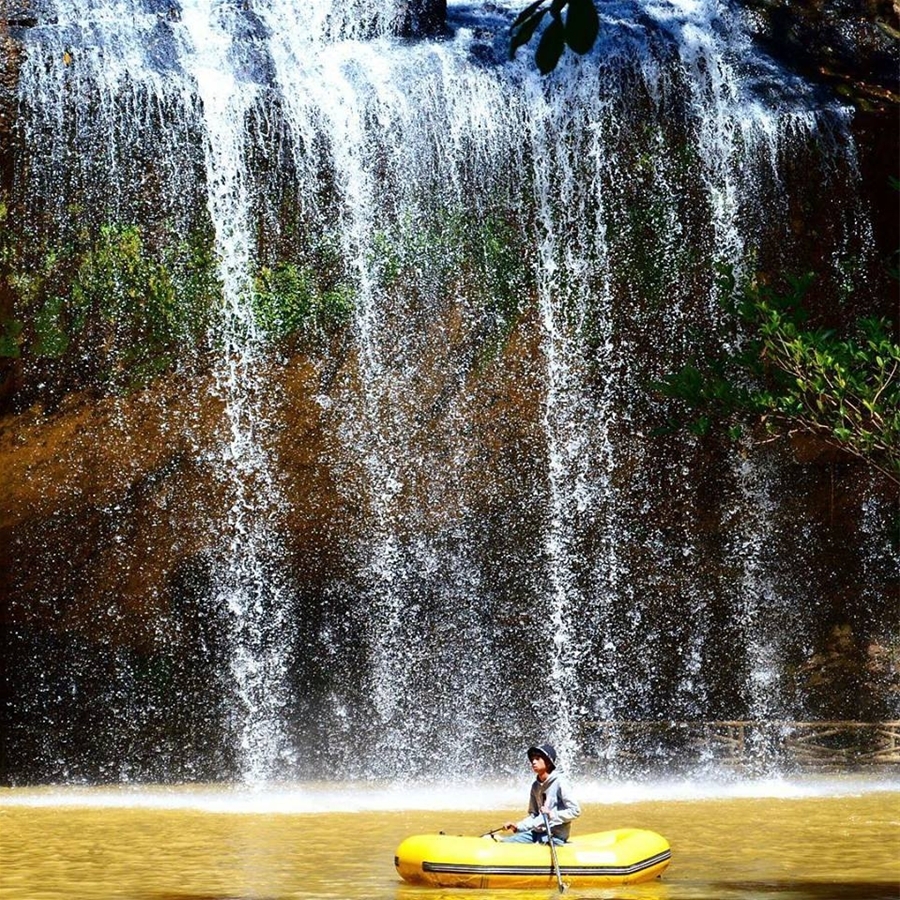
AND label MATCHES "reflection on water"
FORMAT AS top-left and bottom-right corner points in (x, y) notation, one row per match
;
(0, 778), (897, 900)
